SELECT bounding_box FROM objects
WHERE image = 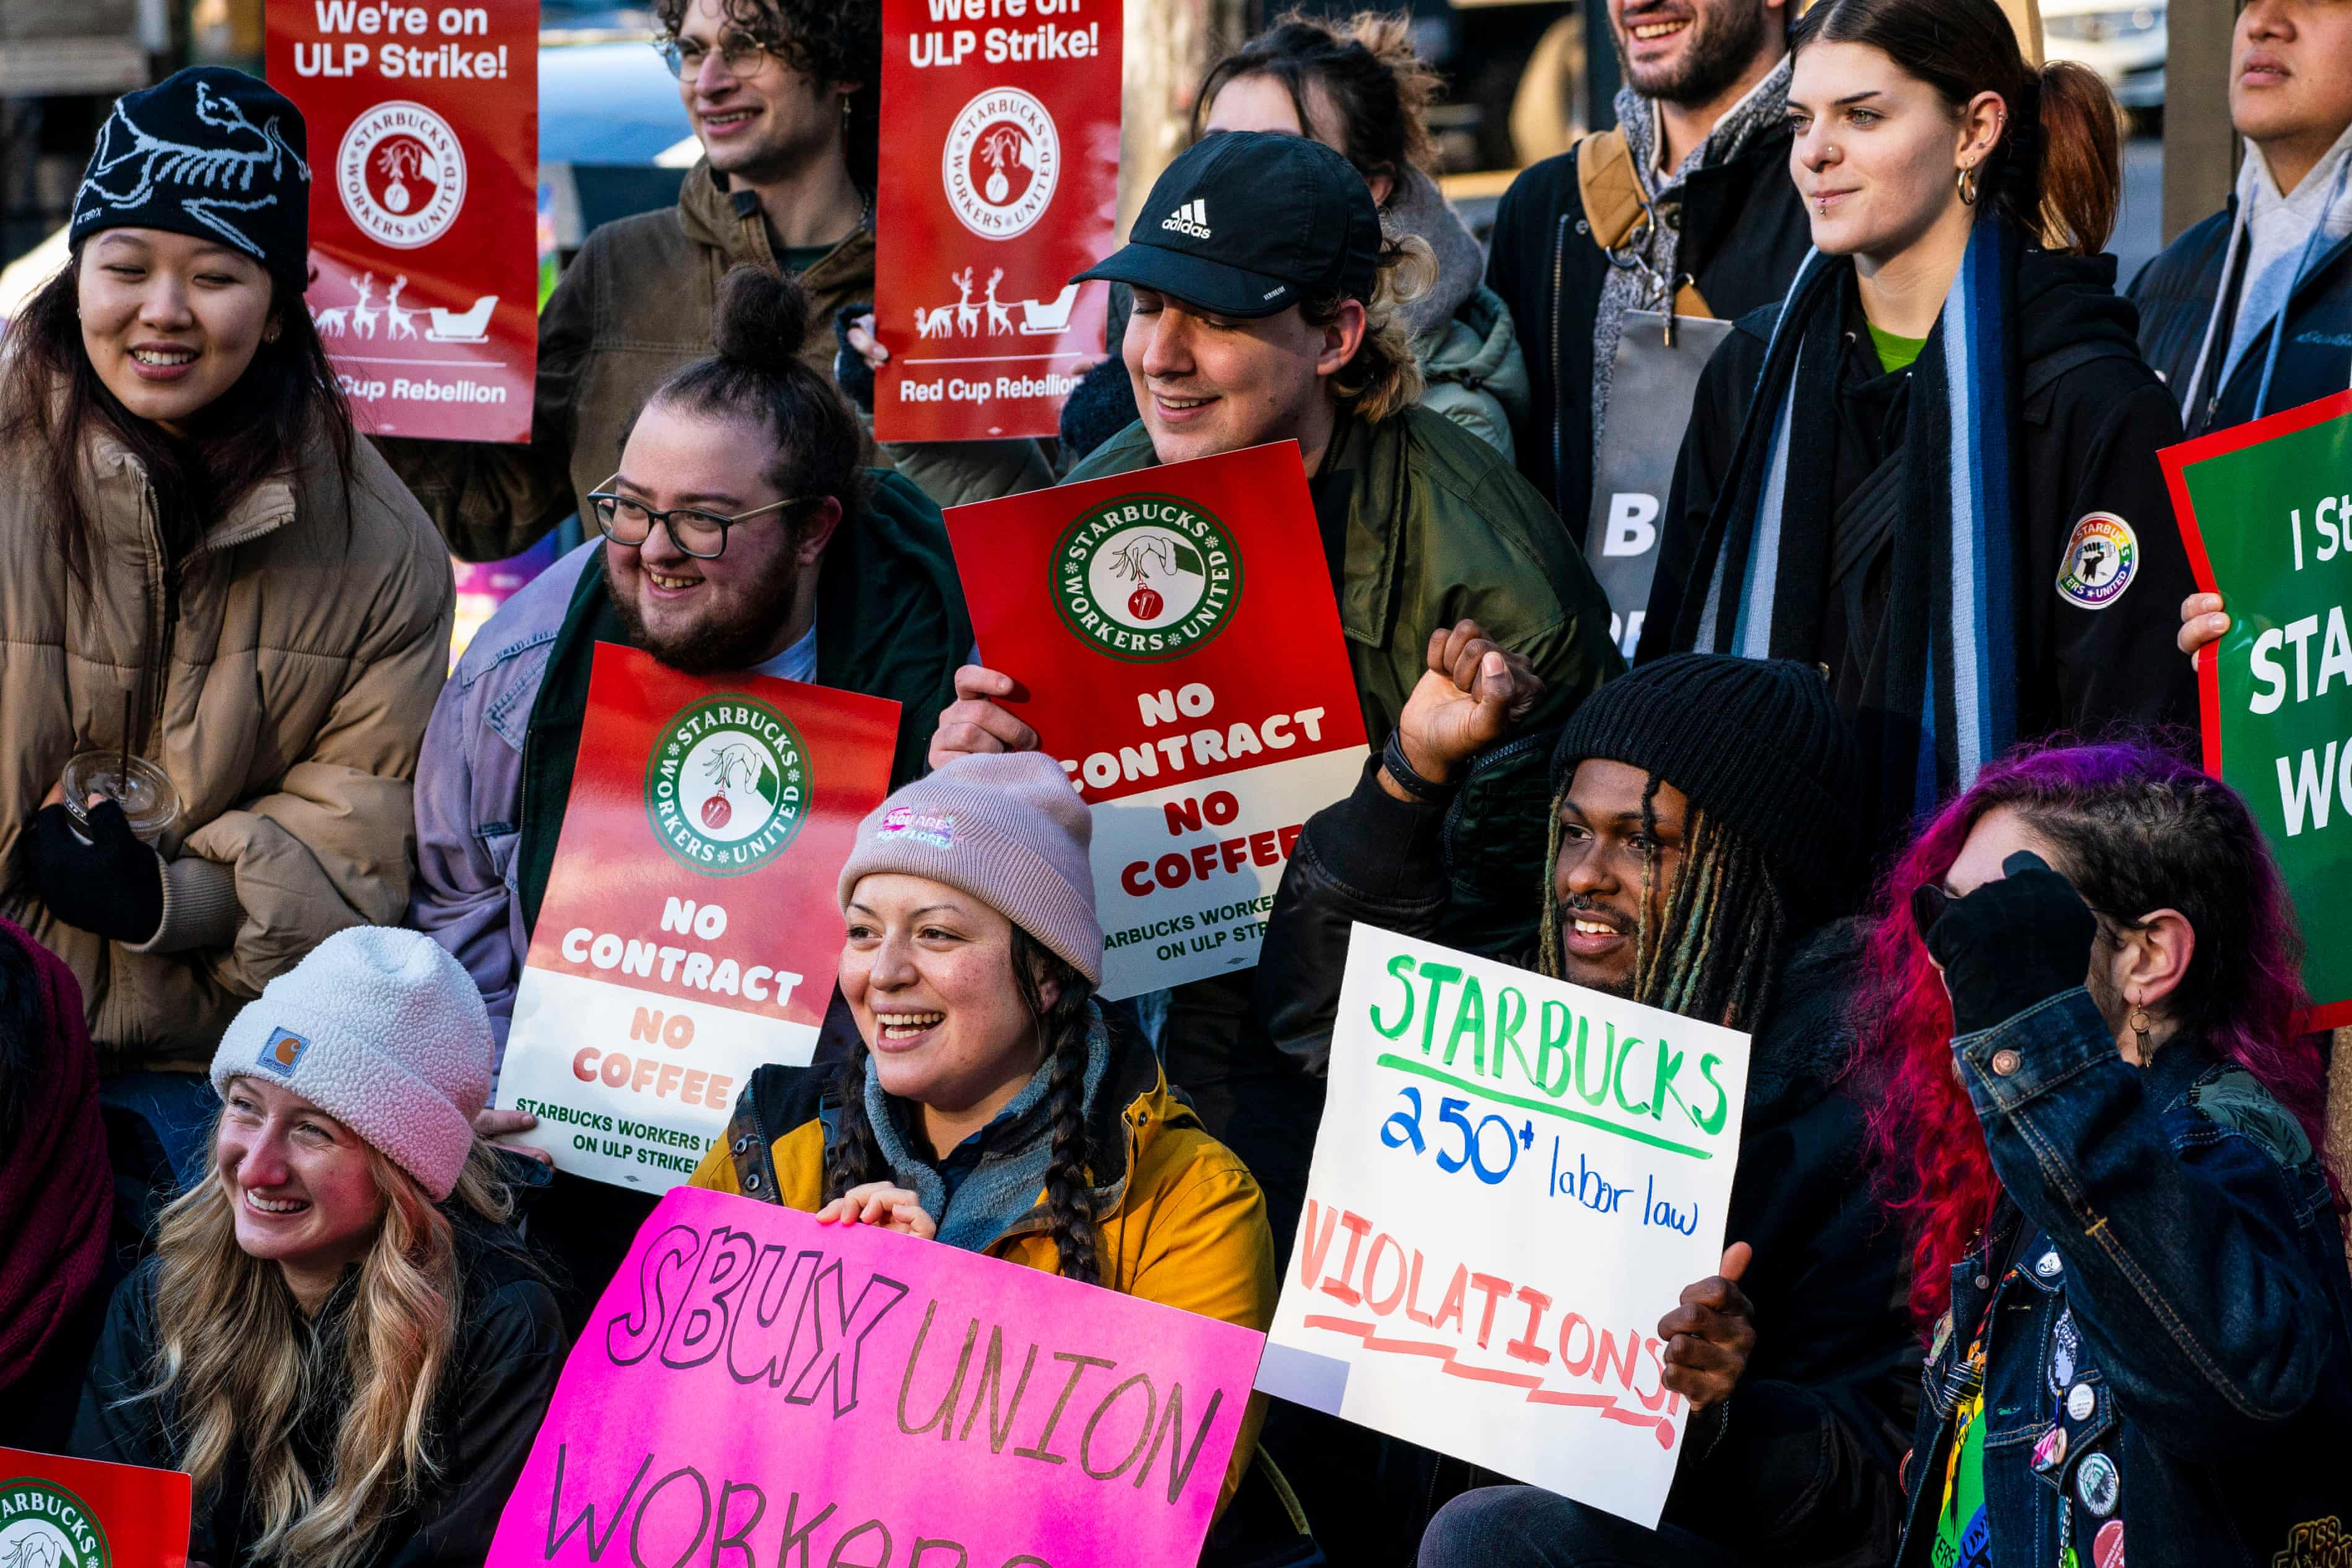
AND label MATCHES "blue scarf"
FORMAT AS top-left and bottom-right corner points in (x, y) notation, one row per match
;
(1686, 214), (2023, 823)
